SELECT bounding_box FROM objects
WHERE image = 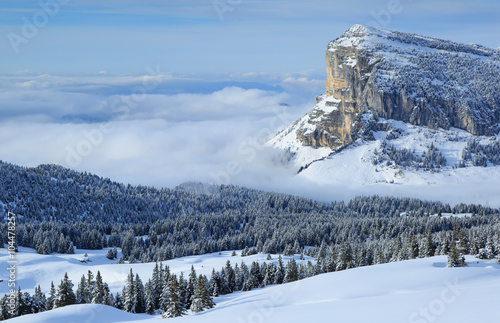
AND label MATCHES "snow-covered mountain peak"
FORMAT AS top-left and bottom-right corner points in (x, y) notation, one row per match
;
(268, 25), (500, 193)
